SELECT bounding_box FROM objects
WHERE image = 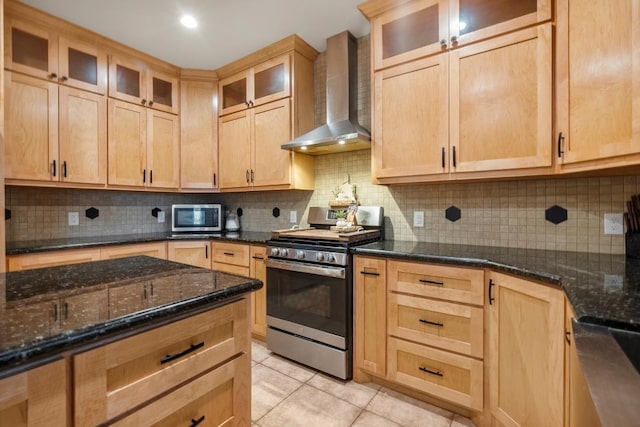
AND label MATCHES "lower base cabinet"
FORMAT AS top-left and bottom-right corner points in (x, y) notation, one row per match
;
(167, 240), (211, 269)
(0, 360), (67, 426)
(249, 245), (267, 339)
(74, 298), (250, 426)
